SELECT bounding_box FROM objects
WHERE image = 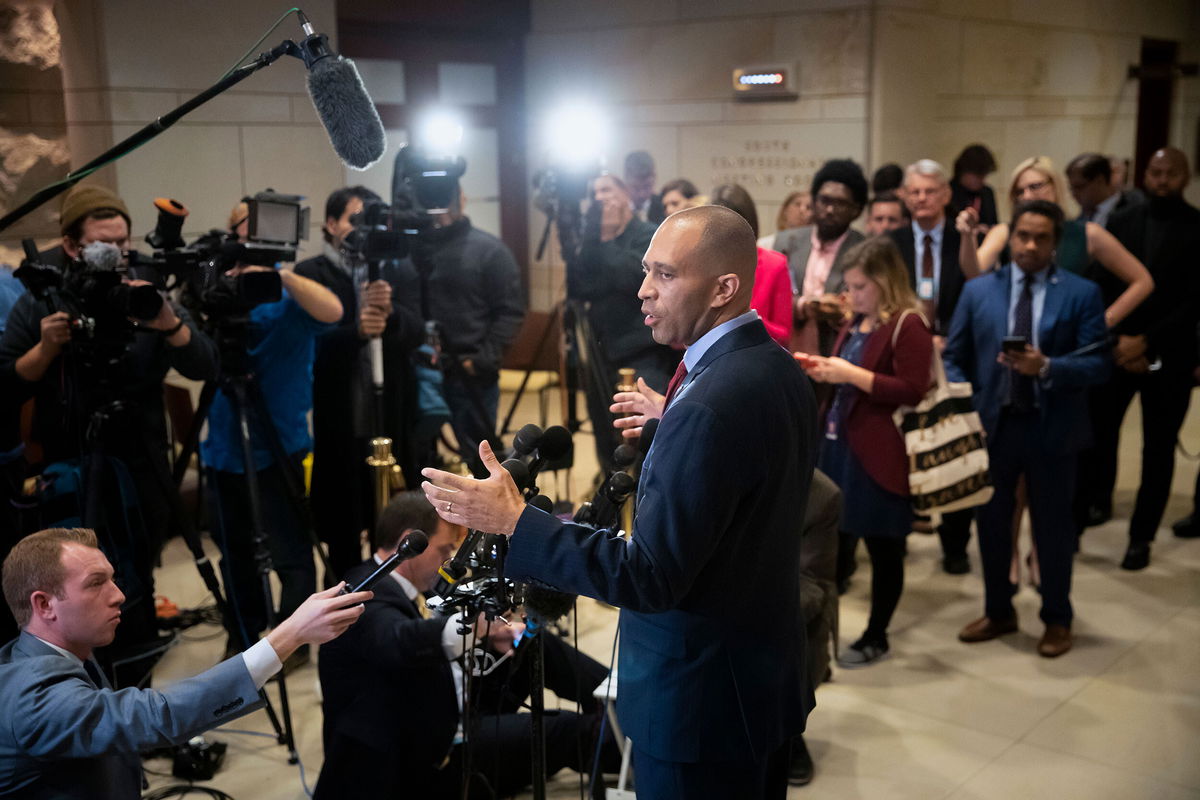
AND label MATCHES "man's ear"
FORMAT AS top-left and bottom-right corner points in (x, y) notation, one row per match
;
(29, 590), (56, 622)
(711, 273), (741, 308)
(62, 236), (79, 260)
